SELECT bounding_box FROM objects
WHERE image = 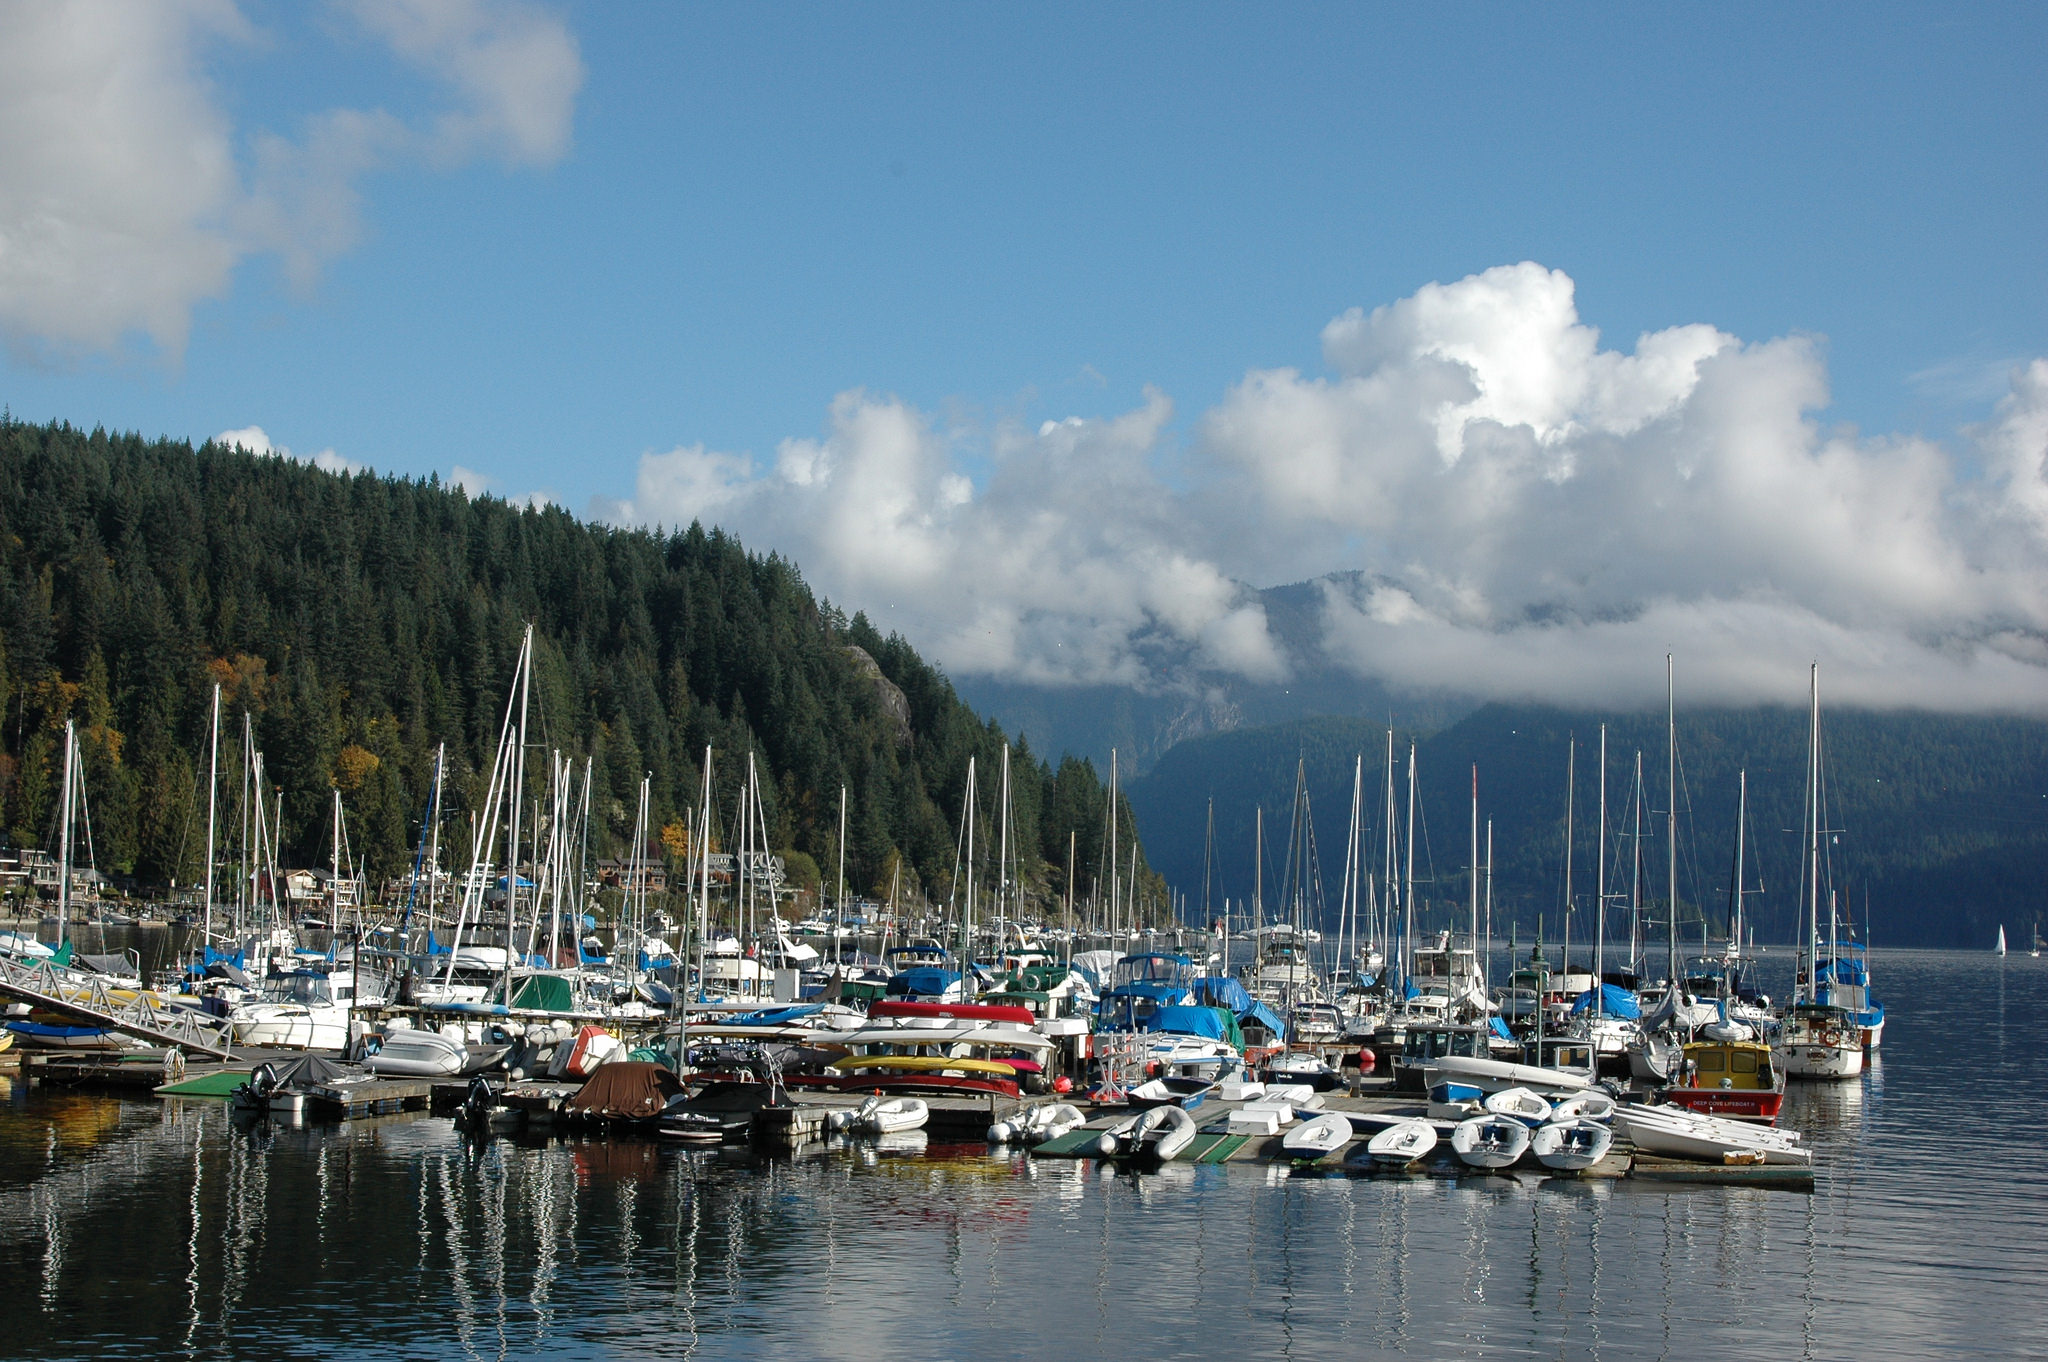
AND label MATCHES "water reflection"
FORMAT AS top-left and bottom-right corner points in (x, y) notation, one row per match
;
(0, 950), (2041, 1361)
